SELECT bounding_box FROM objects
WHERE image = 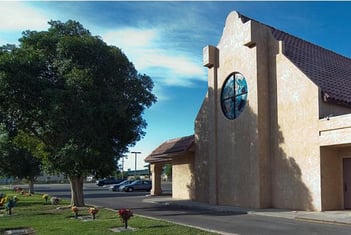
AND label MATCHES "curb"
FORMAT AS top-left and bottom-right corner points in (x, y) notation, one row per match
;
(295, 216), (351, 226)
